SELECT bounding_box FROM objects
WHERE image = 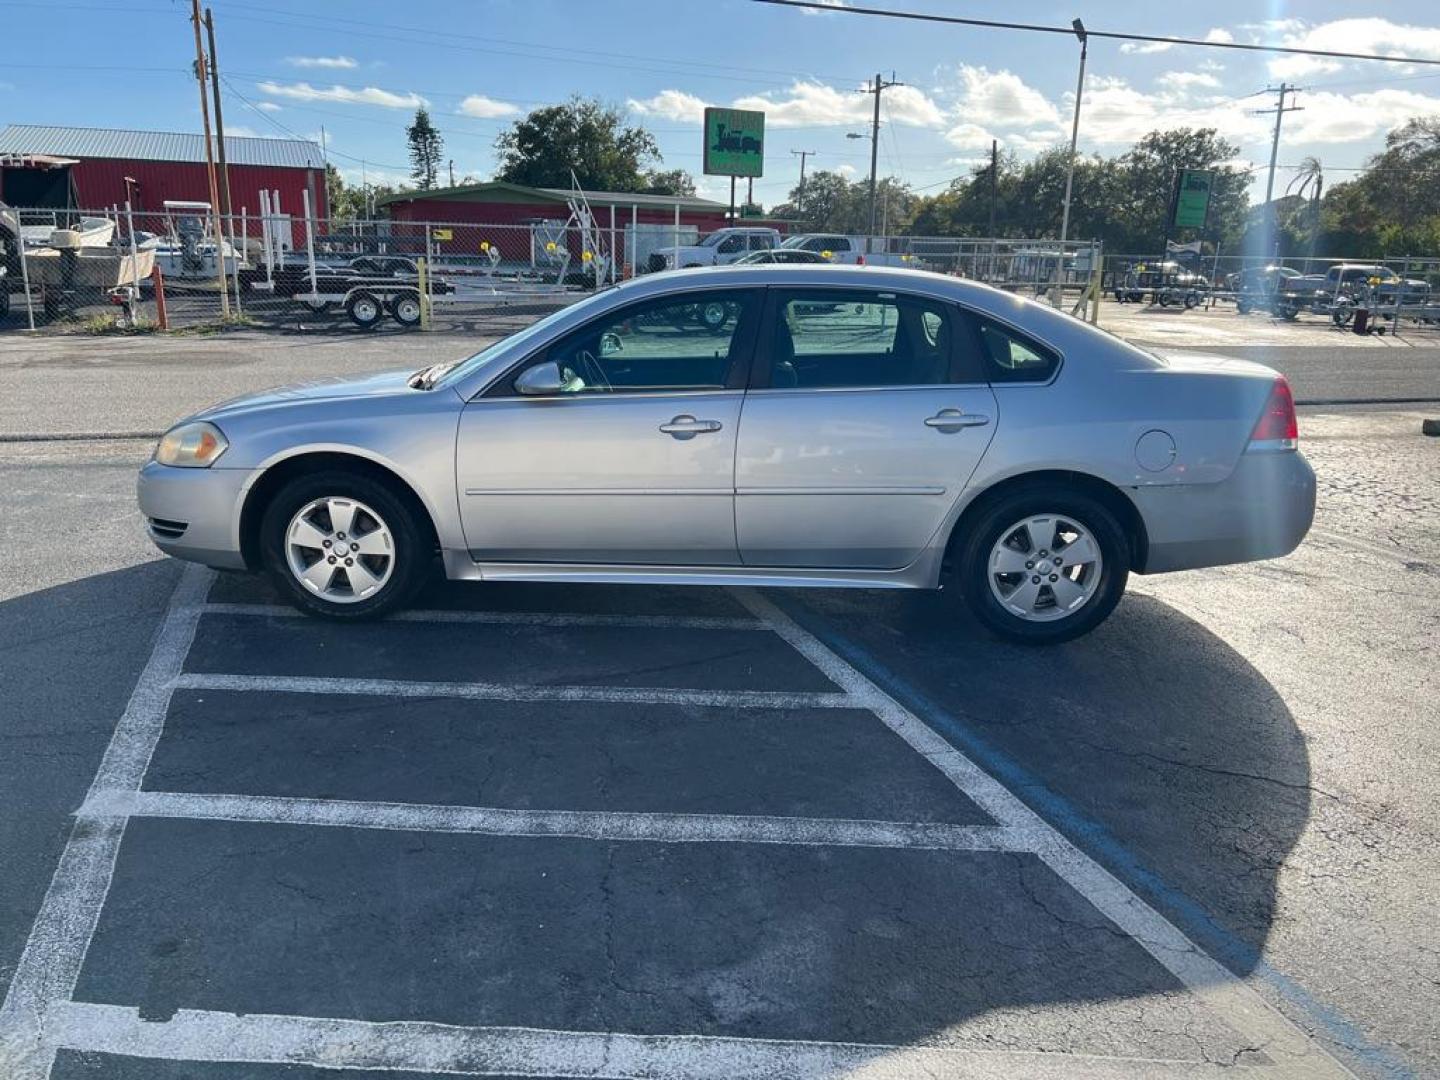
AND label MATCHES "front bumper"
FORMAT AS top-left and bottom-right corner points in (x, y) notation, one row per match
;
(1133, 450), (1316, 574)
(136, 460), (253, 570)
